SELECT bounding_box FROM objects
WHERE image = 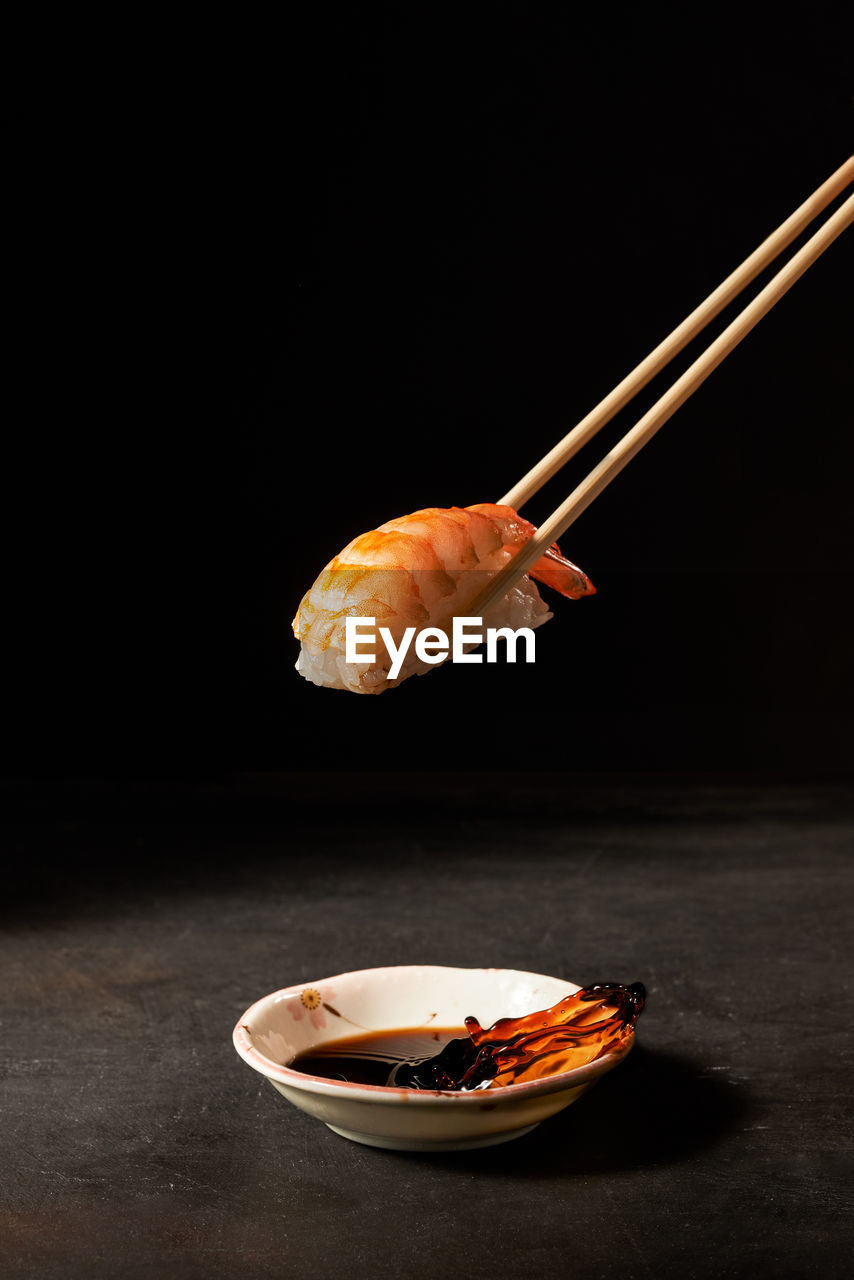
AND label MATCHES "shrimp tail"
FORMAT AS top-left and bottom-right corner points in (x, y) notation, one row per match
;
(530, 543), (596, 599)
